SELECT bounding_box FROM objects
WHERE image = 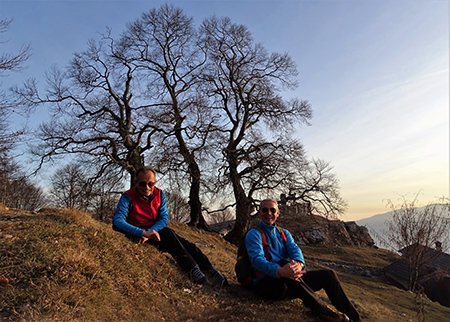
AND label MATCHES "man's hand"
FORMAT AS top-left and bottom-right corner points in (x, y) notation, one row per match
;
(277, 260), (305, 281)
(142, 229), (160, 241)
